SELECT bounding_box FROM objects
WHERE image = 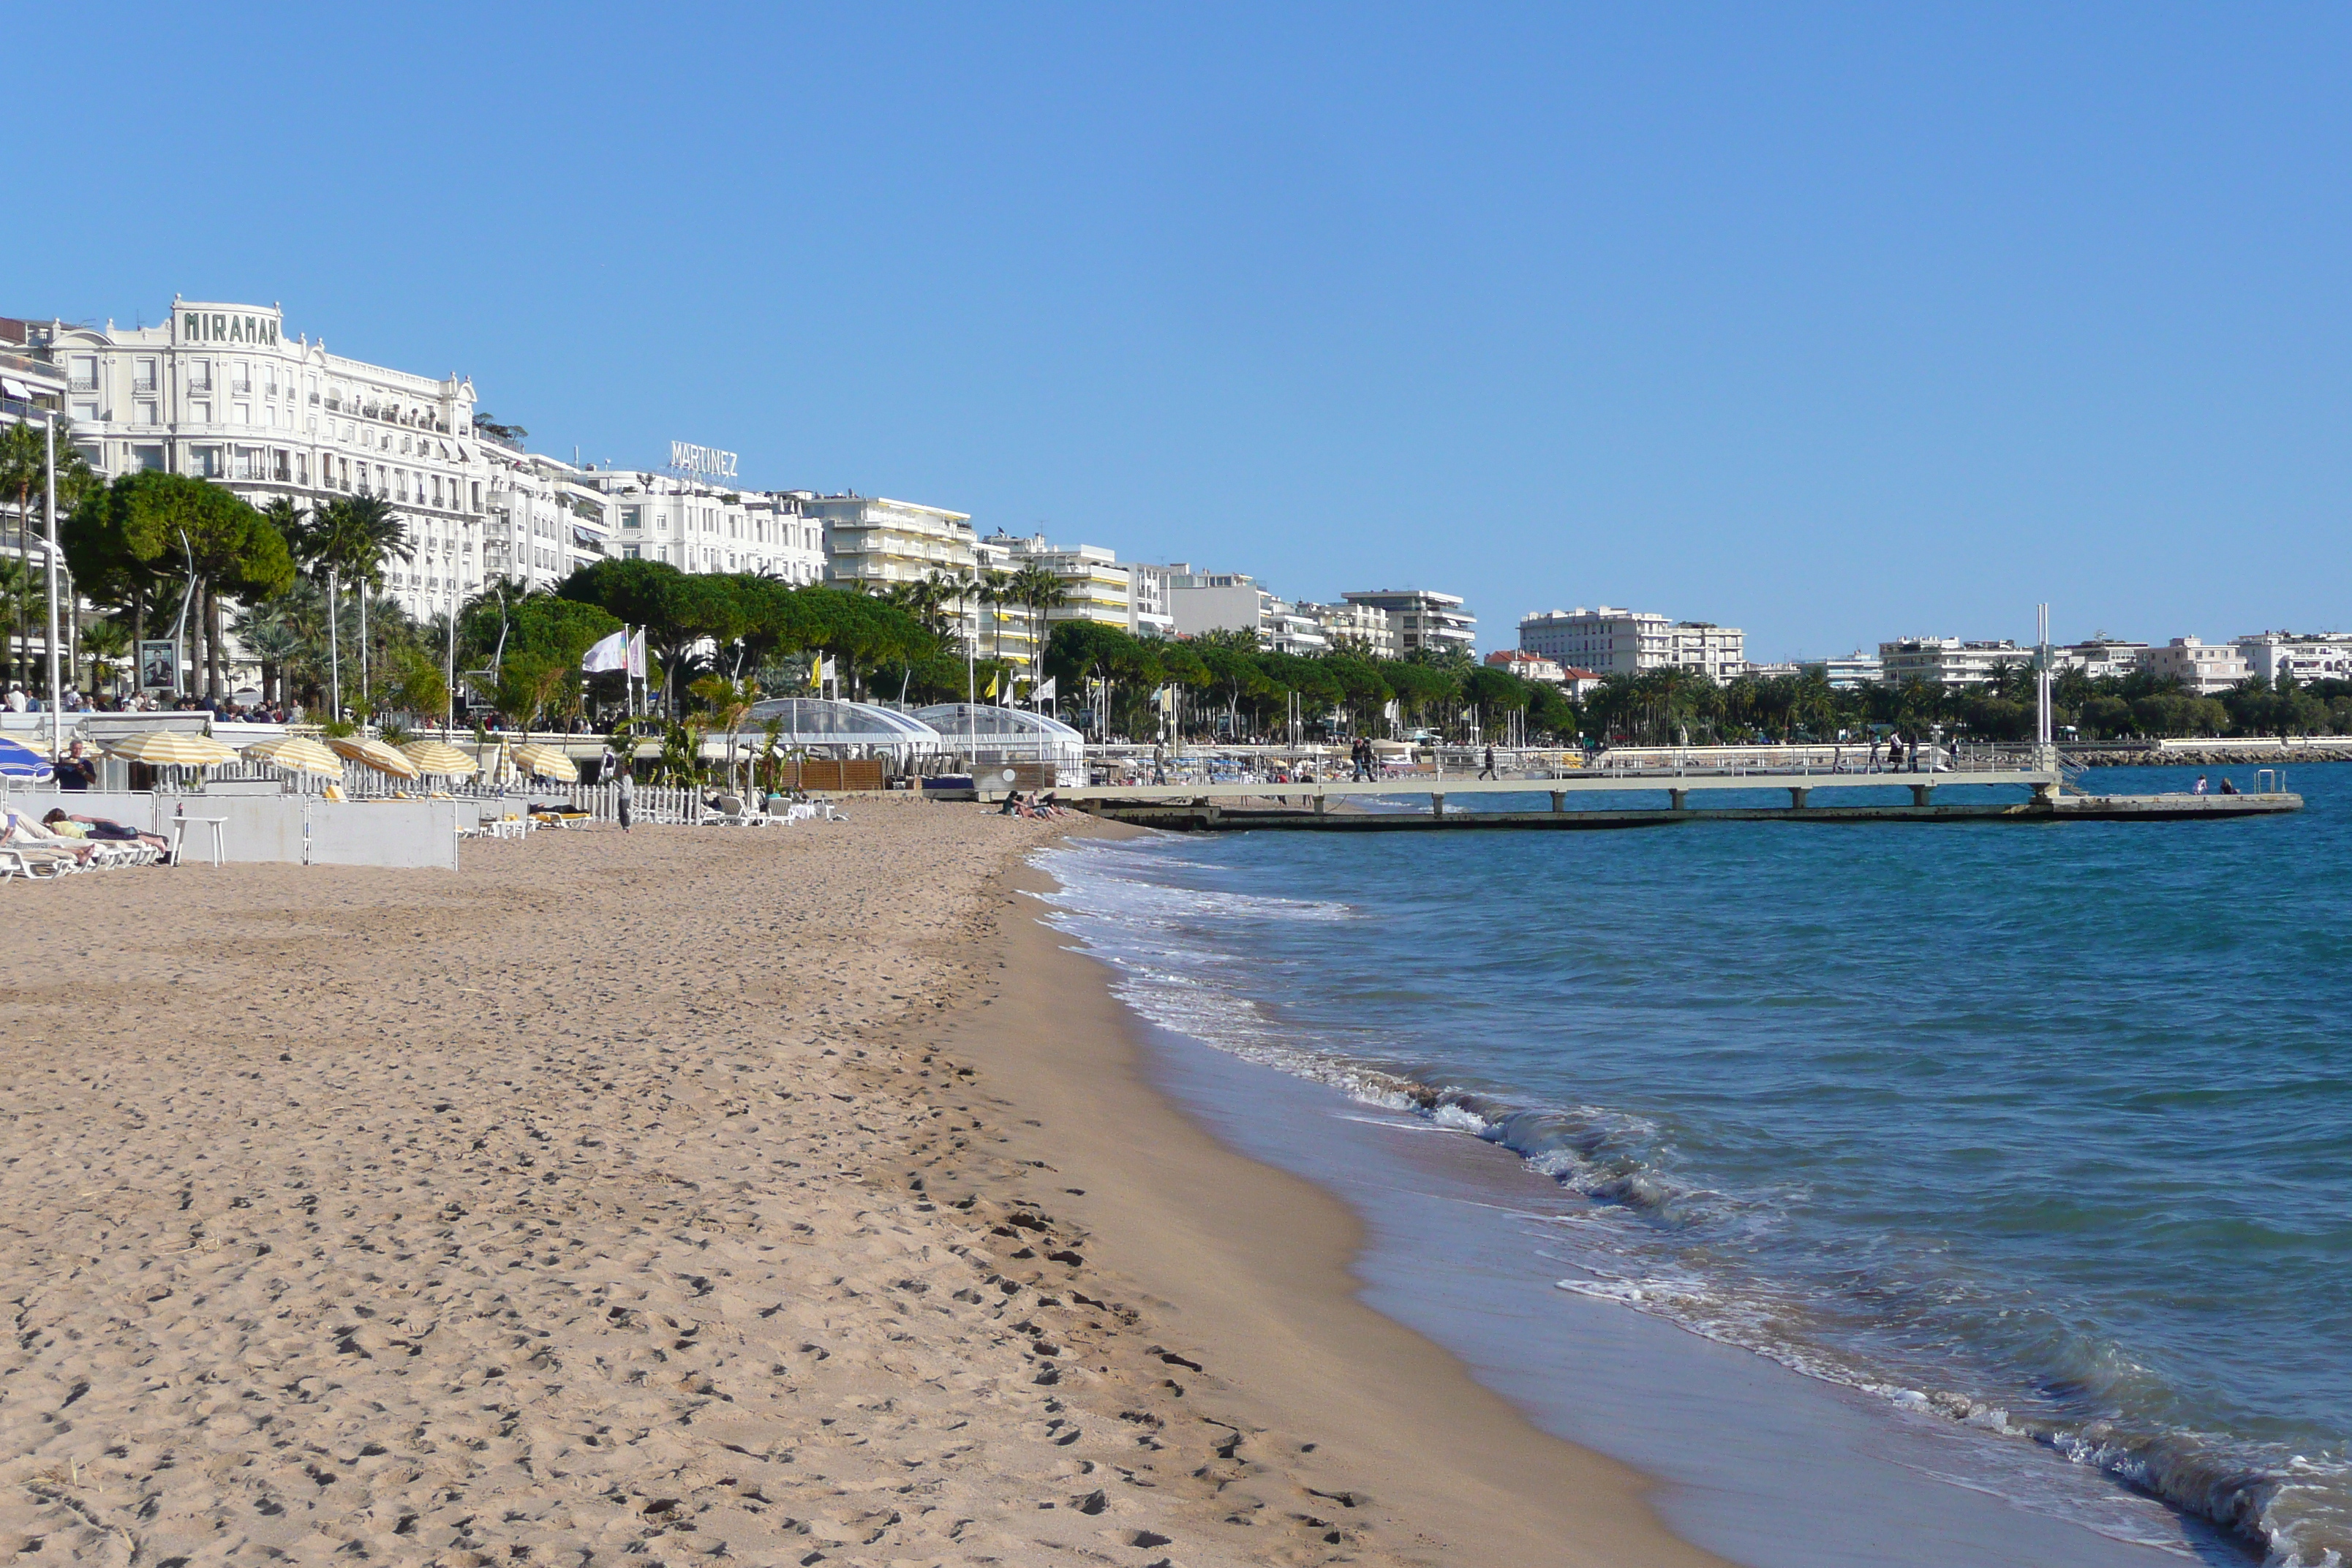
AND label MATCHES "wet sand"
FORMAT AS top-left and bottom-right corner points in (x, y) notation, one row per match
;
(0, 798), (1714, 1566)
